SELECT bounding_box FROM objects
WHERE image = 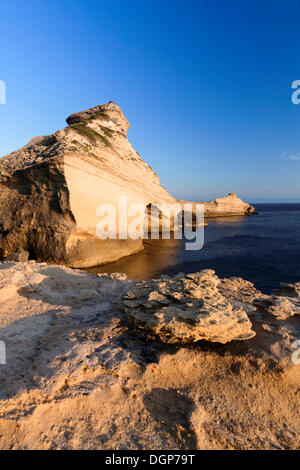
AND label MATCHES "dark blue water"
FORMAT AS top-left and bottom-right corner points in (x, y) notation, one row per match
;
(87, 204), (300, 294)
